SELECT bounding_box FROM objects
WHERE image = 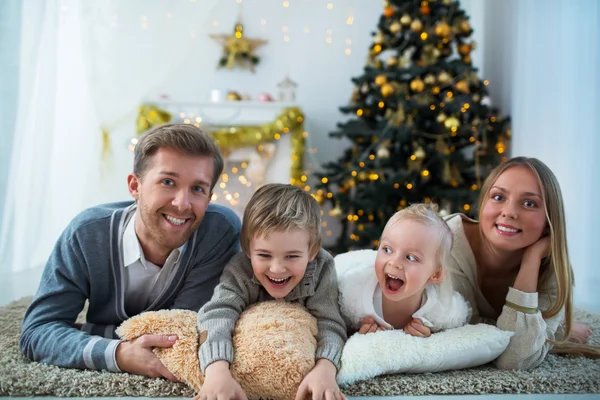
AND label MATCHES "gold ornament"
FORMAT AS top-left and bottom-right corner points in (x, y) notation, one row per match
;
(506, 128), (512, 139)
(436, 112), (447, 123)
(444, 116), (460, 129)
(442, 160), (452, 183)
(330, 203), (343, 217)
(386, 57), (399, 67)
(384, 6), (395, 18)
(408, 144), (426, 171)
(374, 31), (384, 44)
(312, 193), (324, 205)
(210, 24), (267, 73)
(458, 43), (472, 57)
(420, 5), (431, 15)
(463, 55), (472, 64)
(455, 80), (470, 93)
(438, 71), (451, 84)
(377, 142), (391, 159)
(400, 13), (412, 26)
(435, 22), (451, 37)
(410, 19), (423, 32)
(351, 88), (361, 102)
(136, 105), (173, 134)
(424, 74), (436, 85)
(375, 74), (388, 86)
(388, 104), (405, 126)
(459, 20), (472, 33)
(410, 78), (425, 93)
(473, 94), (481, 102)
(358, 171), (368, 181)
(138, 105), (306, 188)
(381, 83), (395, 97)
(390, 21), (402, 34)
(360, 83), (369, 94)
(226, 91), (242, 101)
